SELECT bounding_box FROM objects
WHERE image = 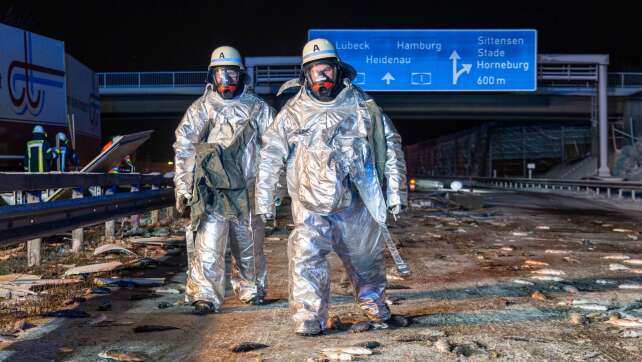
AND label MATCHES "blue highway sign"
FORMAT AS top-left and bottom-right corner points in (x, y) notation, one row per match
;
(308, 29), (538, 92)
